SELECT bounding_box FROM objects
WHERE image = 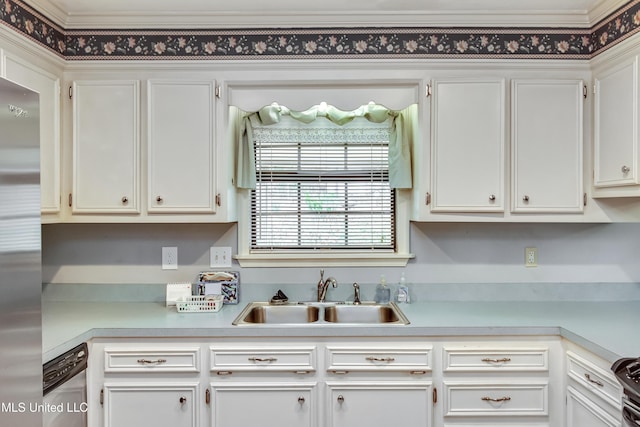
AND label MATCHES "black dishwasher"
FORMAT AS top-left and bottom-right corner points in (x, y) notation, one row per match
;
(43, 343), (88, 427)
